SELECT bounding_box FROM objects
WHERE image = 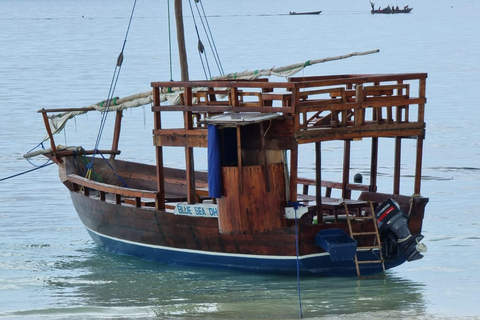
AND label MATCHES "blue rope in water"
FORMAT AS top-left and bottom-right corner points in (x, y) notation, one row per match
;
(289, 201), (304, 319)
